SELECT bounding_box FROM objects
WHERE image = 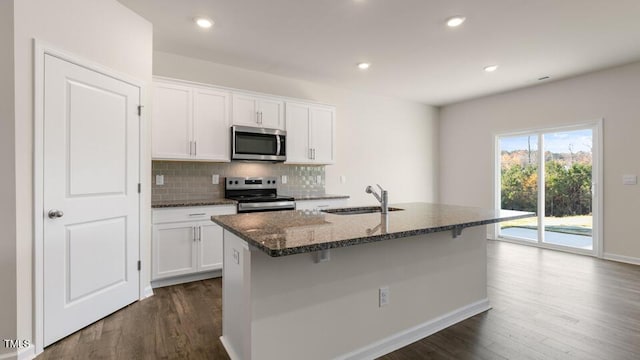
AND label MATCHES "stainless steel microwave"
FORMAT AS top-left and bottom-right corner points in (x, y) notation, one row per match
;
(231, 125), (287, 162)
